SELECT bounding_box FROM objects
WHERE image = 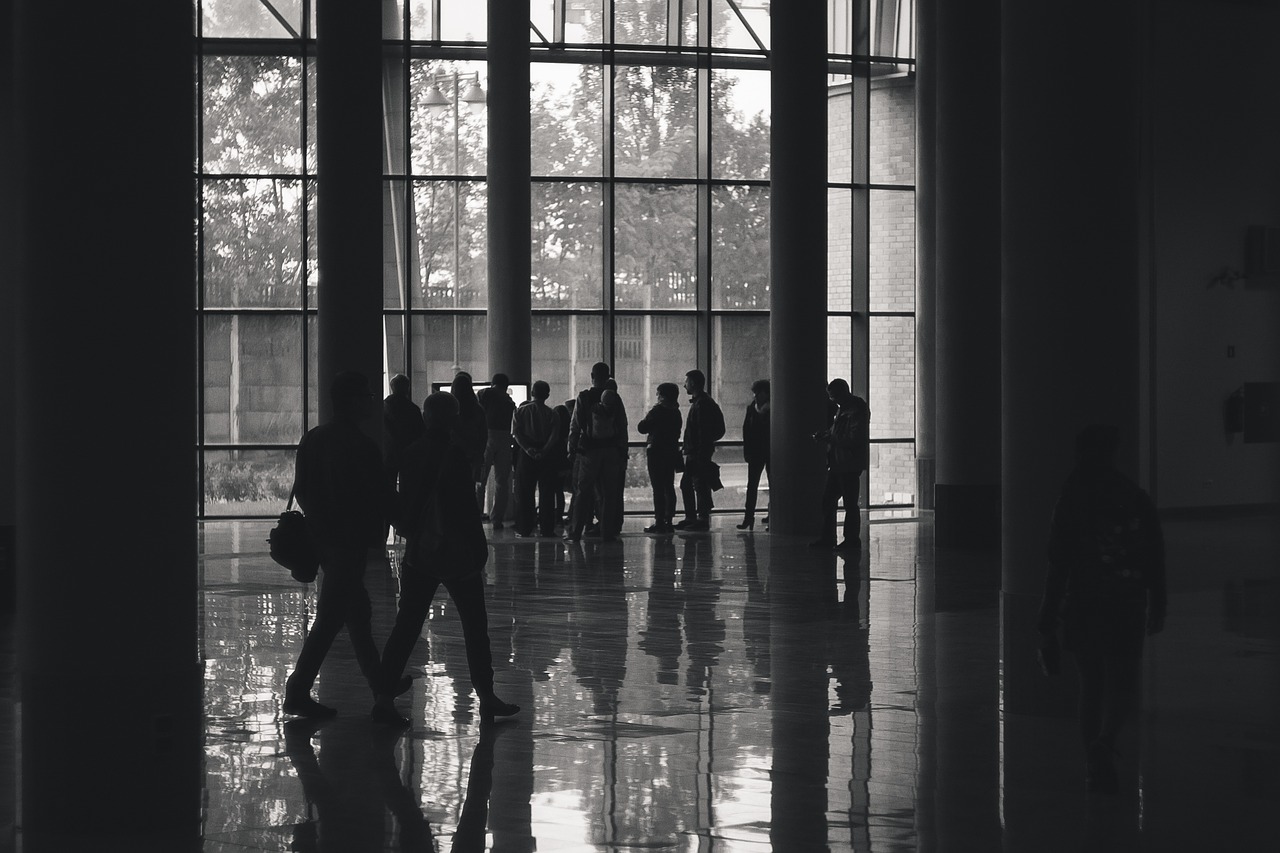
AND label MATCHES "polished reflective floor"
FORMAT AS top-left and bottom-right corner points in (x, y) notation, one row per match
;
(173, 513), (1280, 849)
